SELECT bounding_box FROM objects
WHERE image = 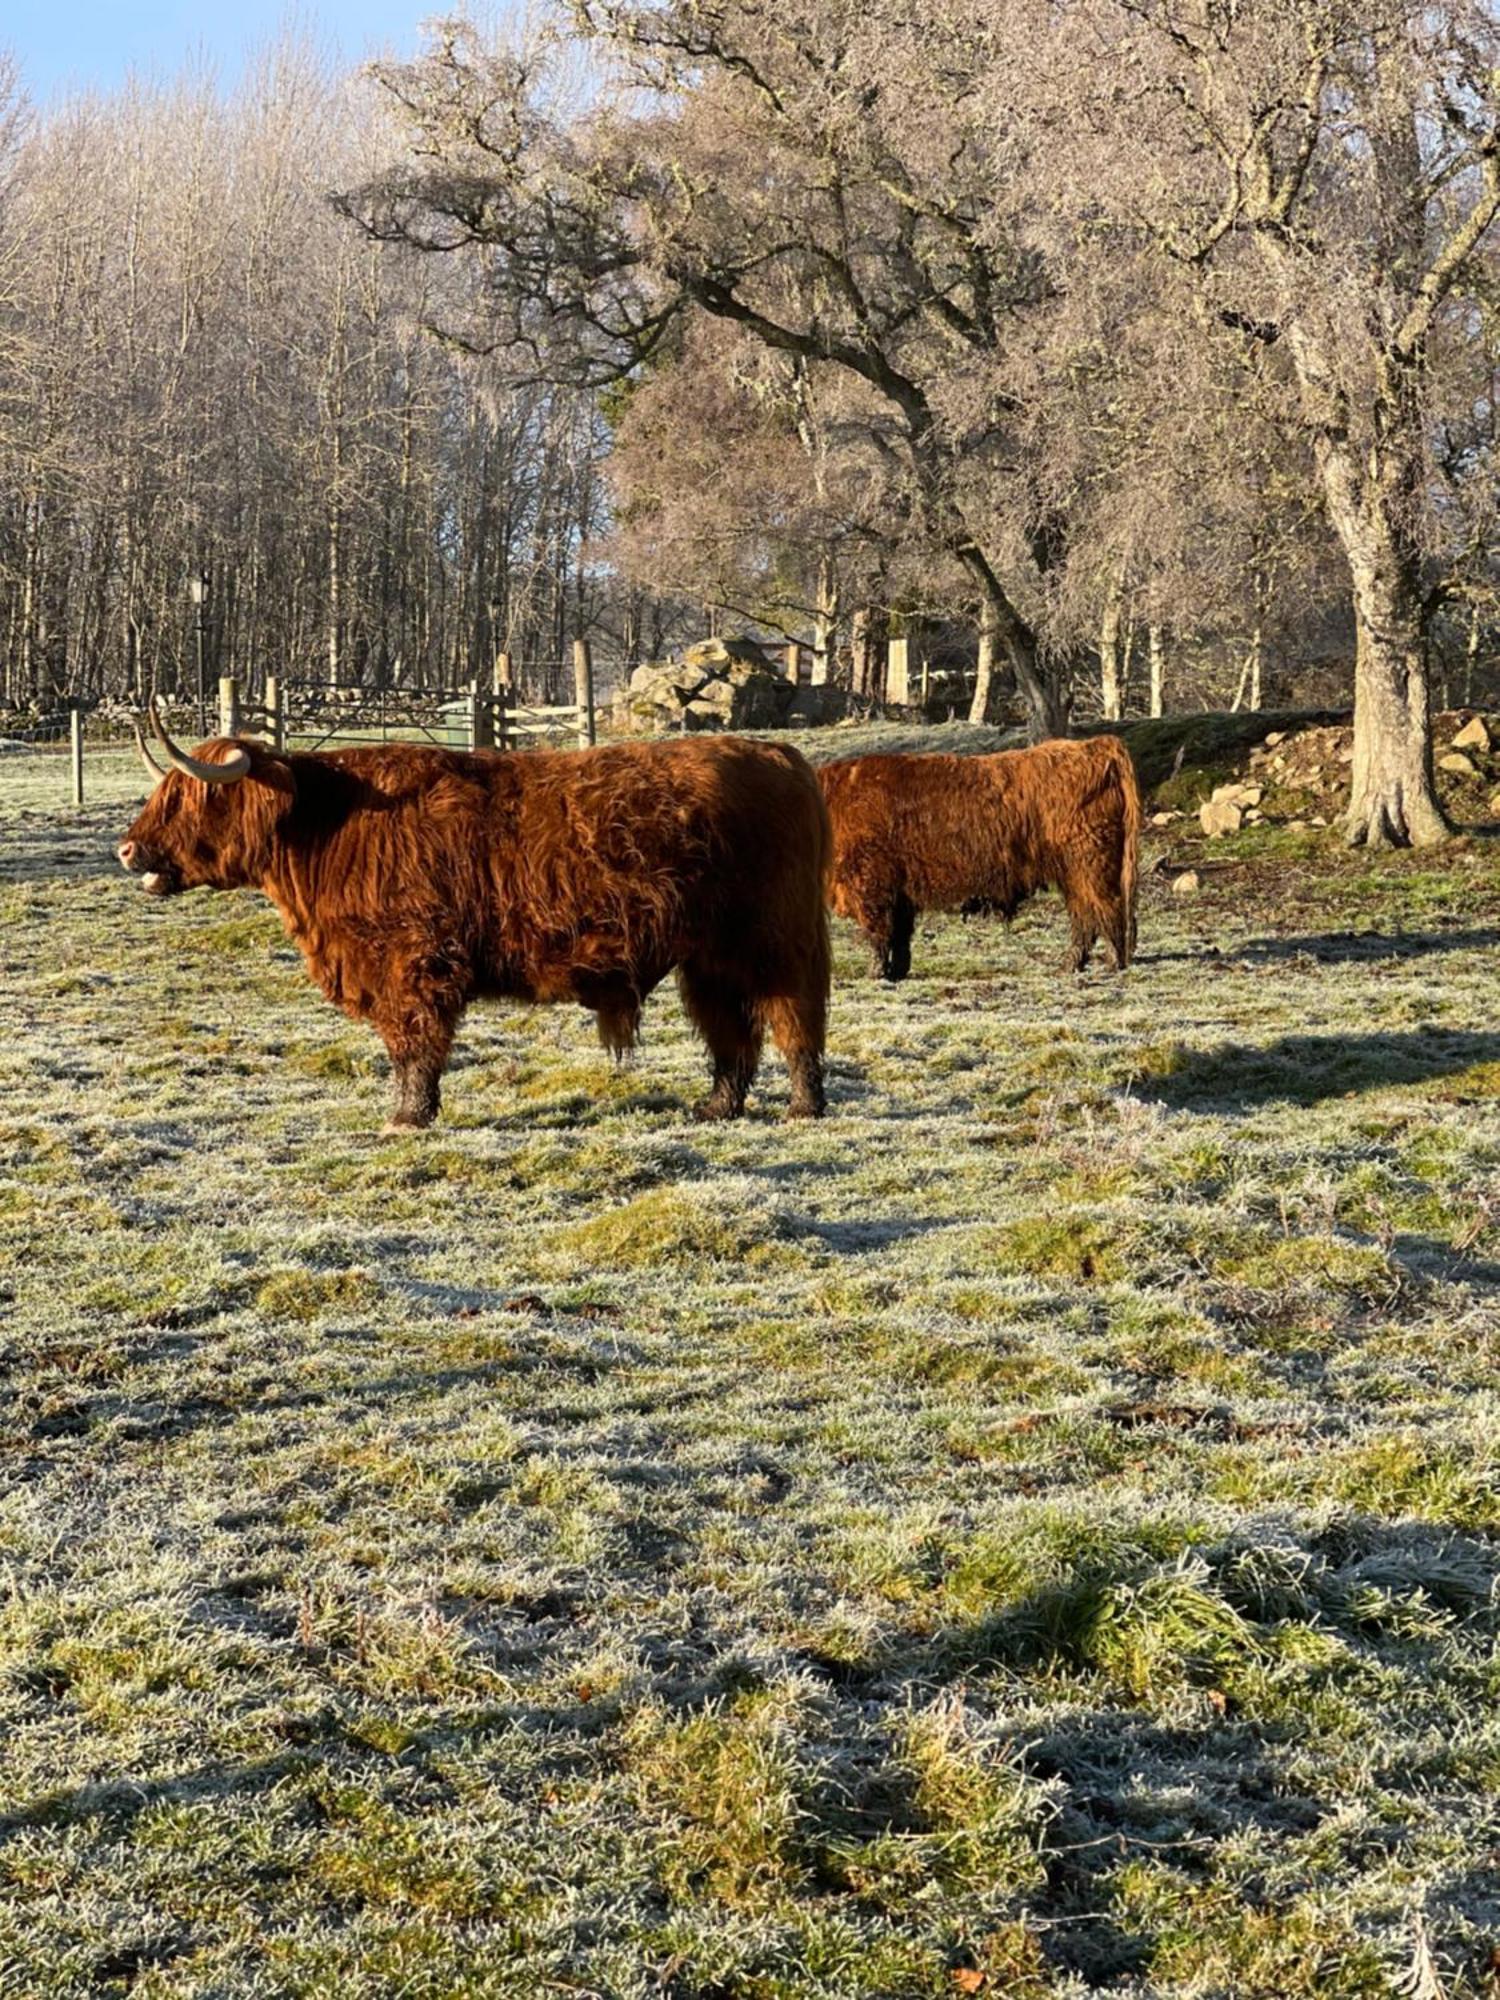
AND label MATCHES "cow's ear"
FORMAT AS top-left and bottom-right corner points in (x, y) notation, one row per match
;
(252, 753), (297, 801)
